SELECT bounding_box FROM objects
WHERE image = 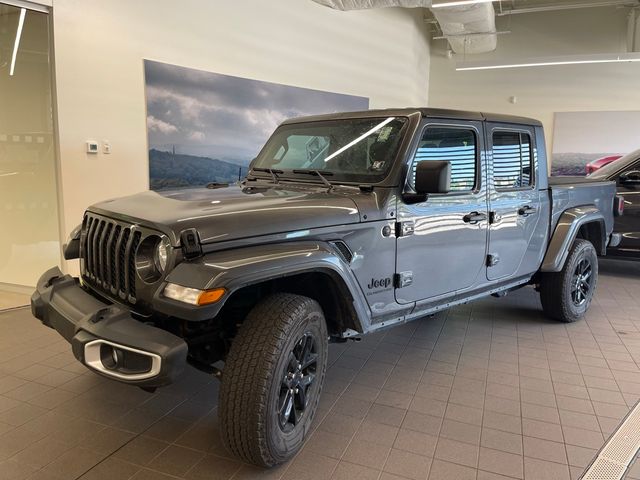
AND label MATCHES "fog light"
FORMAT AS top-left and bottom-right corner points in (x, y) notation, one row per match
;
(163, 283), (225, 306)
(84, 340), (161, 381)
(100, 343), (123, 370)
